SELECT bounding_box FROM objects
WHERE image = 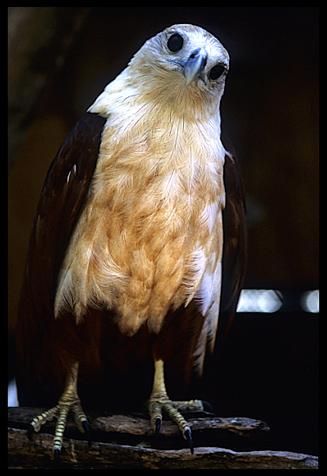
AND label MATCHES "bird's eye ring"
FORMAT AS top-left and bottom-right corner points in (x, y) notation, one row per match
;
(167, 33), (184, 53)
(209, 64), (226, 80)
